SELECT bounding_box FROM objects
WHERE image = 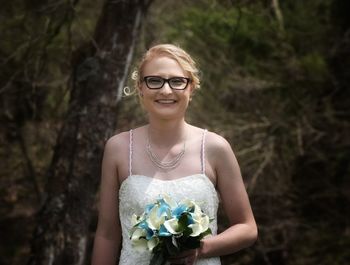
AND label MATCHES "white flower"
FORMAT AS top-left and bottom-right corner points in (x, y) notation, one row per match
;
(147, 204), (166, 230)
(147, 236), (160, 251)
(163, 194), (177, 208)
(163, 218), (181, 234)
(131, 228), (148, 252)
(131, 228), (146, 241)
(188, 215), (210, 237)
(179, 198), (194, 208)
(131, 214), (139, 226)
(132, 238), (148, 252)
